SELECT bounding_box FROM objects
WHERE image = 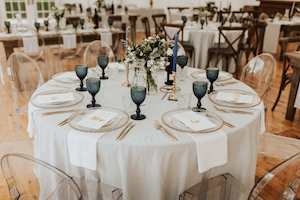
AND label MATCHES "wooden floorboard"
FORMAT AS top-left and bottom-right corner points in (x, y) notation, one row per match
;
(0, 33), (300, 198)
